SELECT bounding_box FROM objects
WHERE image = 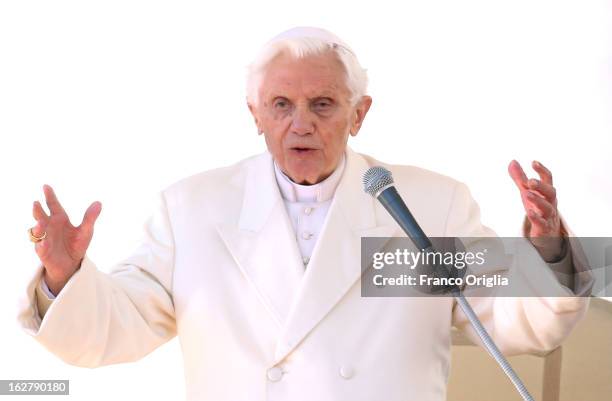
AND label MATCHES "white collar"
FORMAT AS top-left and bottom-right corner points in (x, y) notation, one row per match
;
(273, 154), (346, 202)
